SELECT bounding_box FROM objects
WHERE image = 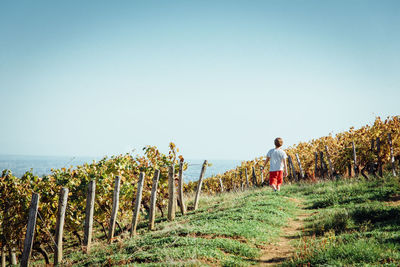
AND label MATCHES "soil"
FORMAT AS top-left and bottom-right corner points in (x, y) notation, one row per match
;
(385, 194), (400, 206)
(256, 197), (310, 266)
